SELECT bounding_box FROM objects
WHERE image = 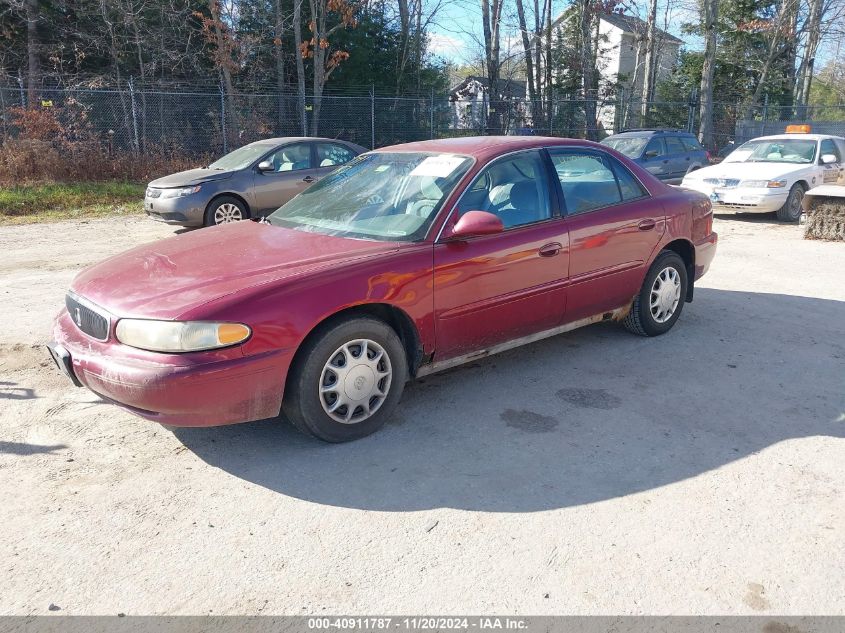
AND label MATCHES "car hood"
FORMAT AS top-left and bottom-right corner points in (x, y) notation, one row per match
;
(688, 162), (807, 182)
(149, 168), (236, 187)
(70, 221), (400, 319)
